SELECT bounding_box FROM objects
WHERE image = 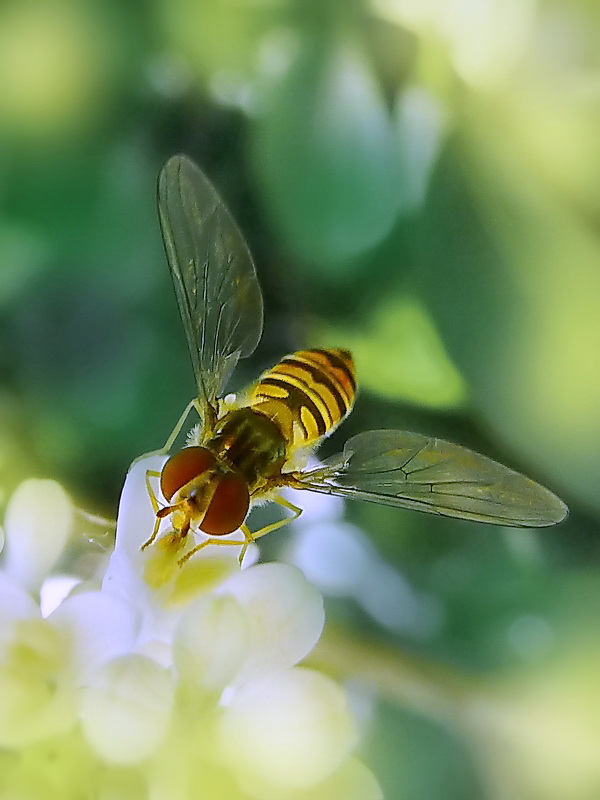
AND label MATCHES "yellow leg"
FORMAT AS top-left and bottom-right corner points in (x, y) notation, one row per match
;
(177, 535), (246, 566)
(236, 497), (302, 564)
(141, 470), (167, 551)
(176, 496), (303, 567)
(145, 470), (162, 513)
(250, 495), (303, 541)
(141, 516), (163, 552)
(129, 398), (204, 469)
(237, 524), (257, 565)
(162, 398), (204, 452)
(193, 496), (304, 566)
